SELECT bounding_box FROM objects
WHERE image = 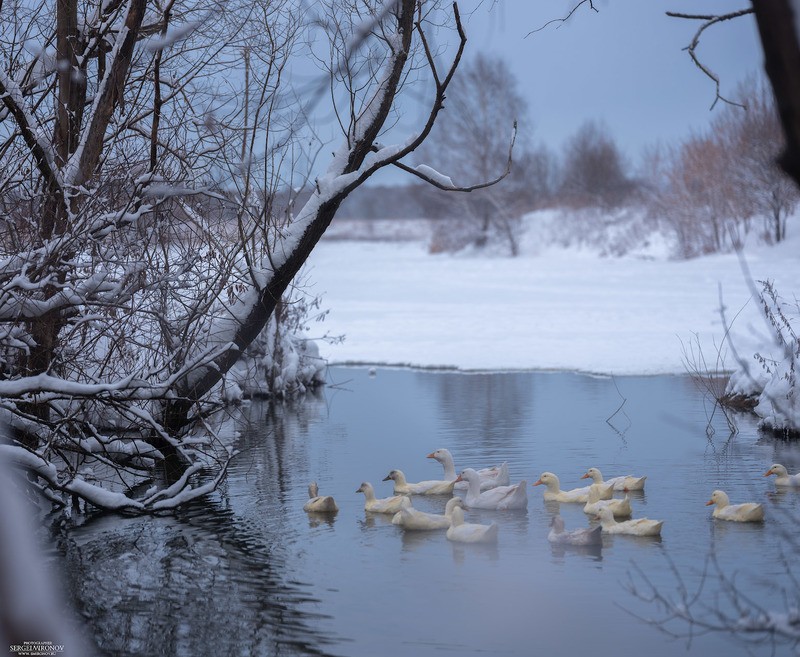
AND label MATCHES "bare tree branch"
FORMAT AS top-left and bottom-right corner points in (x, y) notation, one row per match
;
(526, 0), (598, 37)
(666, 8), (754, 110)
(385, 120), (516, 191)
